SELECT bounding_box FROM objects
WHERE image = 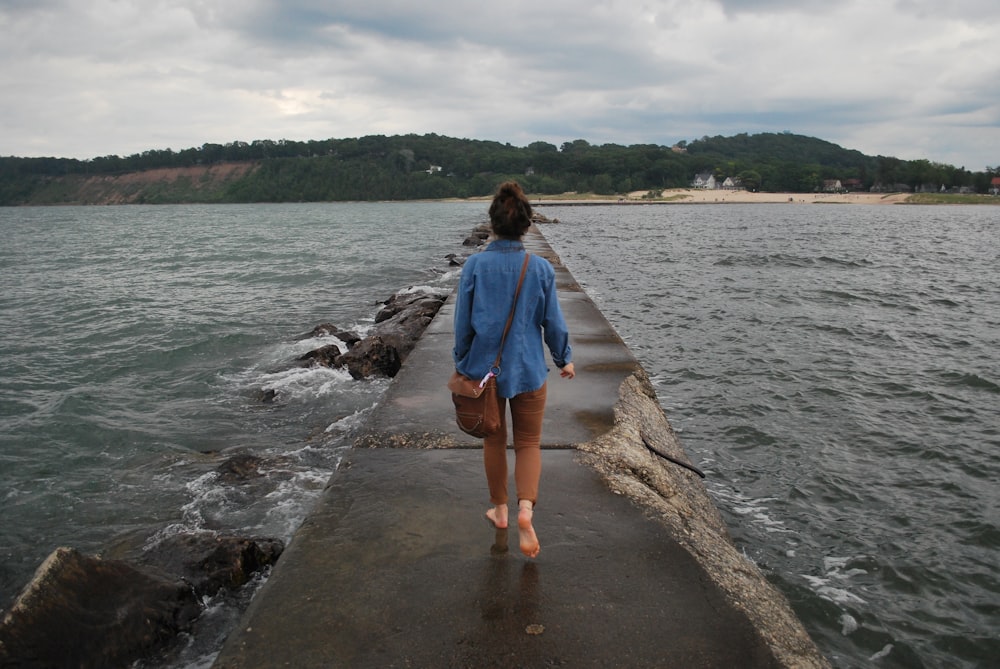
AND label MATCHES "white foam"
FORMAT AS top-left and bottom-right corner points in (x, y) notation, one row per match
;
(177, 471), (230, 530)
(143, 521), (218, 552)
(260, 481), (326, 536)
(238, 334), (346, 372)
(869, 644), (893, 660)
(839, 613), (858, 635)
(801, 575), (867, 605)
(324, 406), (375, 434)
(800, 554), (870, 606)
(713, 486), (791, 534)
(824, 556), (850, 570)
(287, 334), (347, 356)
(398, 284), (437, 295)
(256, 365), (353, 400)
